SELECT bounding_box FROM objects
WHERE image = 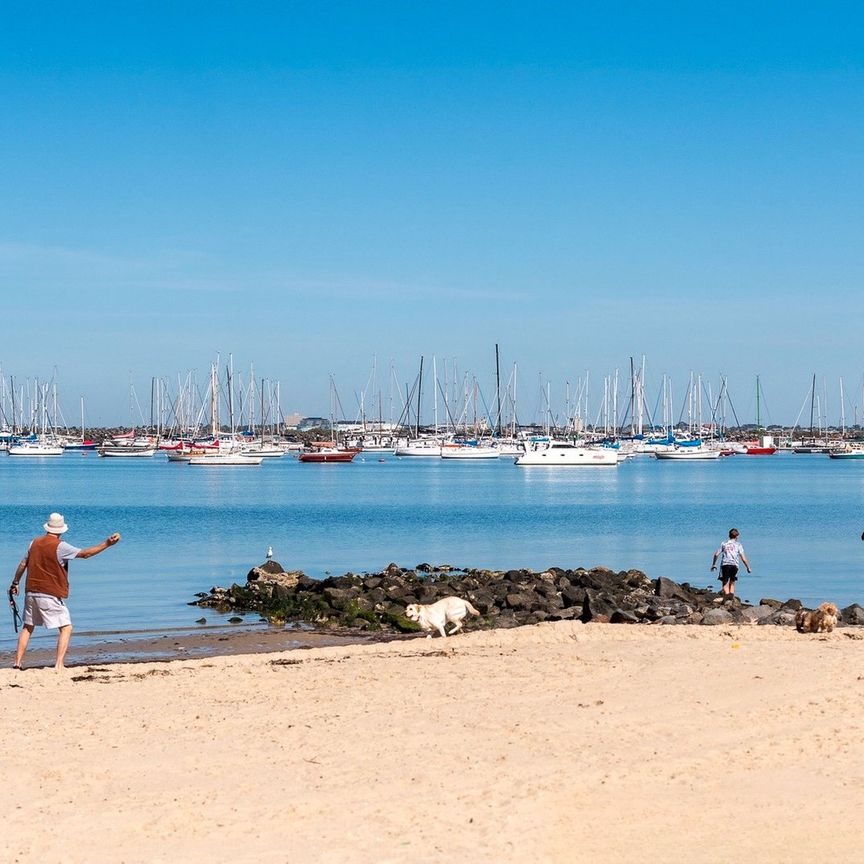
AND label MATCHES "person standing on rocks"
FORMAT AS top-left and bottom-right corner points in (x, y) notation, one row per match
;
(9, 513), (120, 670)
(710, 528), (751, 600)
